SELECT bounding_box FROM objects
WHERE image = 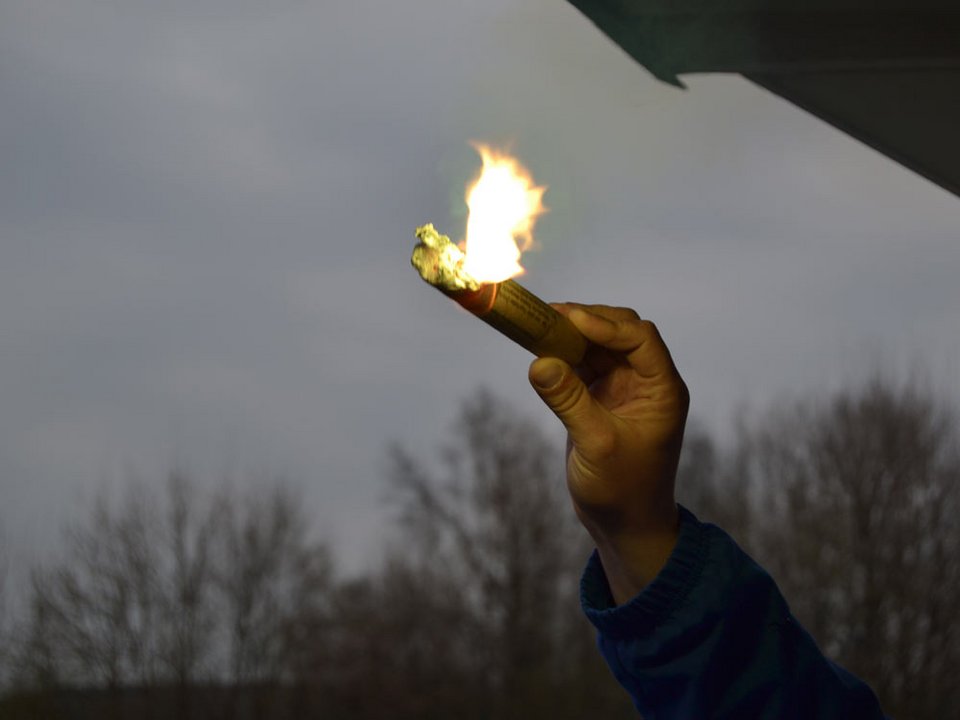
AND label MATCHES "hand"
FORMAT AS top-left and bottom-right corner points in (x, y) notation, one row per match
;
(528, 304), (689, 603)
